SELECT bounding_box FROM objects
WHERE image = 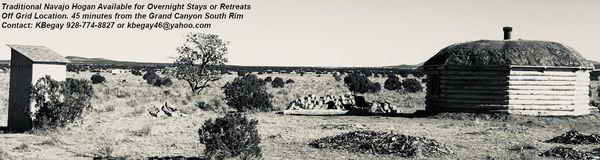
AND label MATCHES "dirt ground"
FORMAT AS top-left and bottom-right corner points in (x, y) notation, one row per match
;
(0, 72), (599, 160)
